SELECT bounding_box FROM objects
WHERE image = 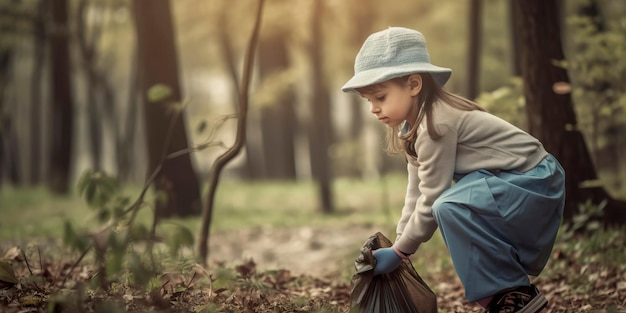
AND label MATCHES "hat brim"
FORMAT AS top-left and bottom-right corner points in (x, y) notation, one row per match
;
(341, 63), (452, 94)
